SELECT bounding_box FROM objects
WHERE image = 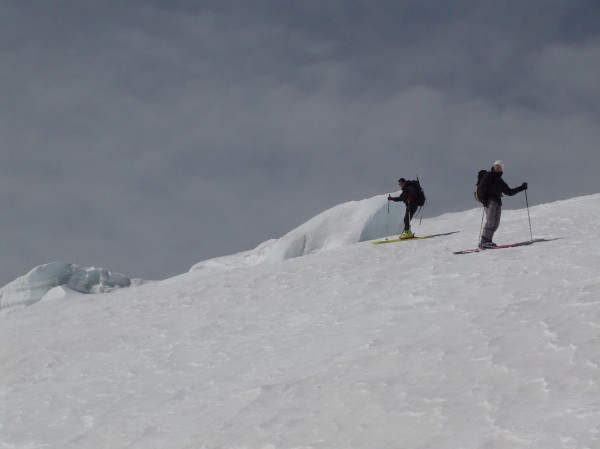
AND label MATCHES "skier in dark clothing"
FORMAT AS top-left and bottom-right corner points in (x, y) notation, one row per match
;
(478, 160), (528, 248)
(388, 178), (420, 239)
